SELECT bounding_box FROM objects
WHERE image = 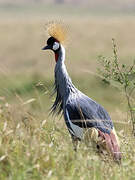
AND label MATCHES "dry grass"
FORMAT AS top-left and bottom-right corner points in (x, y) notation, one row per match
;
(0, 98), (135, 180)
